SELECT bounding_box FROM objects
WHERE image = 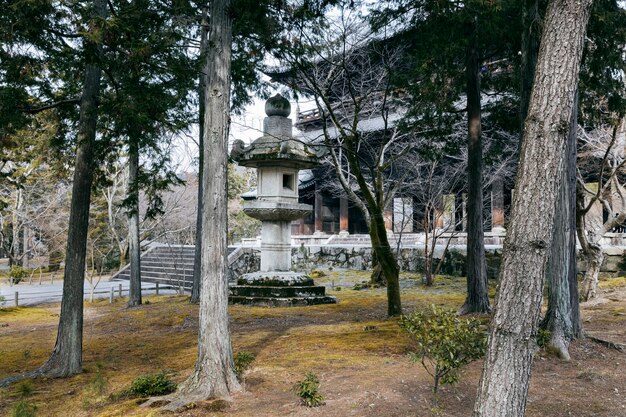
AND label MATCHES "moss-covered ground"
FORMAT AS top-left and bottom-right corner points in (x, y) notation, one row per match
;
(1, 270), (625, 417)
